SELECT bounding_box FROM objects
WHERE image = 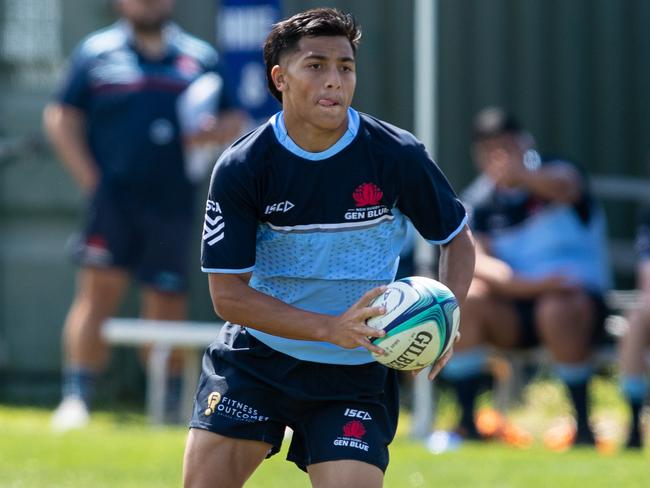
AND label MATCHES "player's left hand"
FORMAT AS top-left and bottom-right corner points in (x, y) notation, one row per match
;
(412, 331), (460, 381)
